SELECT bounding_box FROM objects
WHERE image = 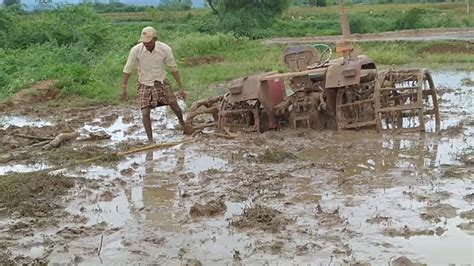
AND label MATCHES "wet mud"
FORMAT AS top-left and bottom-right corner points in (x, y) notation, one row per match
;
(0, 70), (473, 264)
